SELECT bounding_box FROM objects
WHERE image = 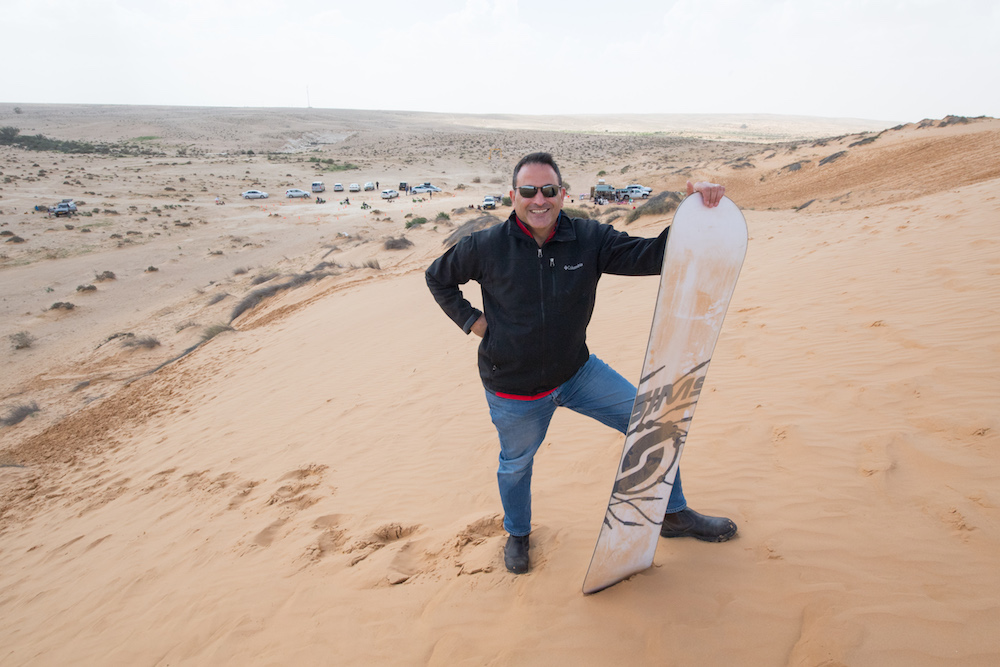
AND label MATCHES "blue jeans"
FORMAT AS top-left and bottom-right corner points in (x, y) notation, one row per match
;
(485, 354), (687, 536)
